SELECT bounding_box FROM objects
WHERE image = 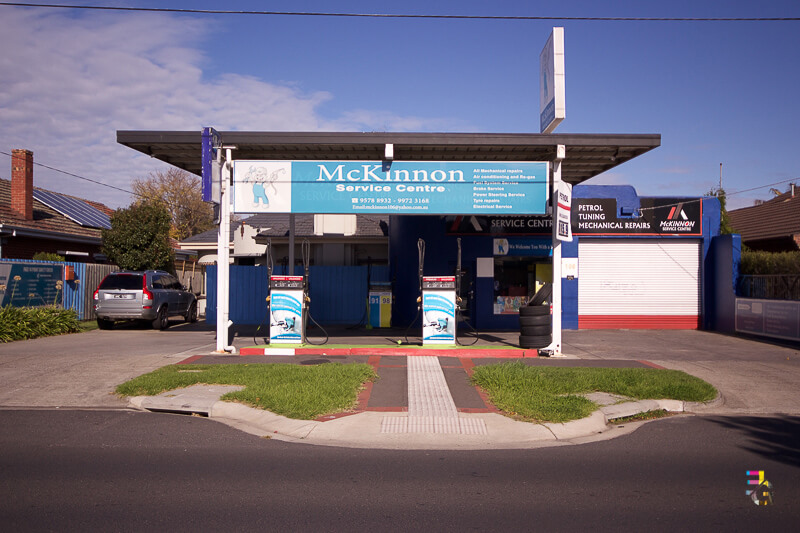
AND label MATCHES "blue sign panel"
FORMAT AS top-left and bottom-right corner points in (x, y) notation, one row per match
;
(493, 238), (553, 257)
(201, 127), (221, 203)
(233, 161), (549, 215)
(0, 263), (63, 308)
